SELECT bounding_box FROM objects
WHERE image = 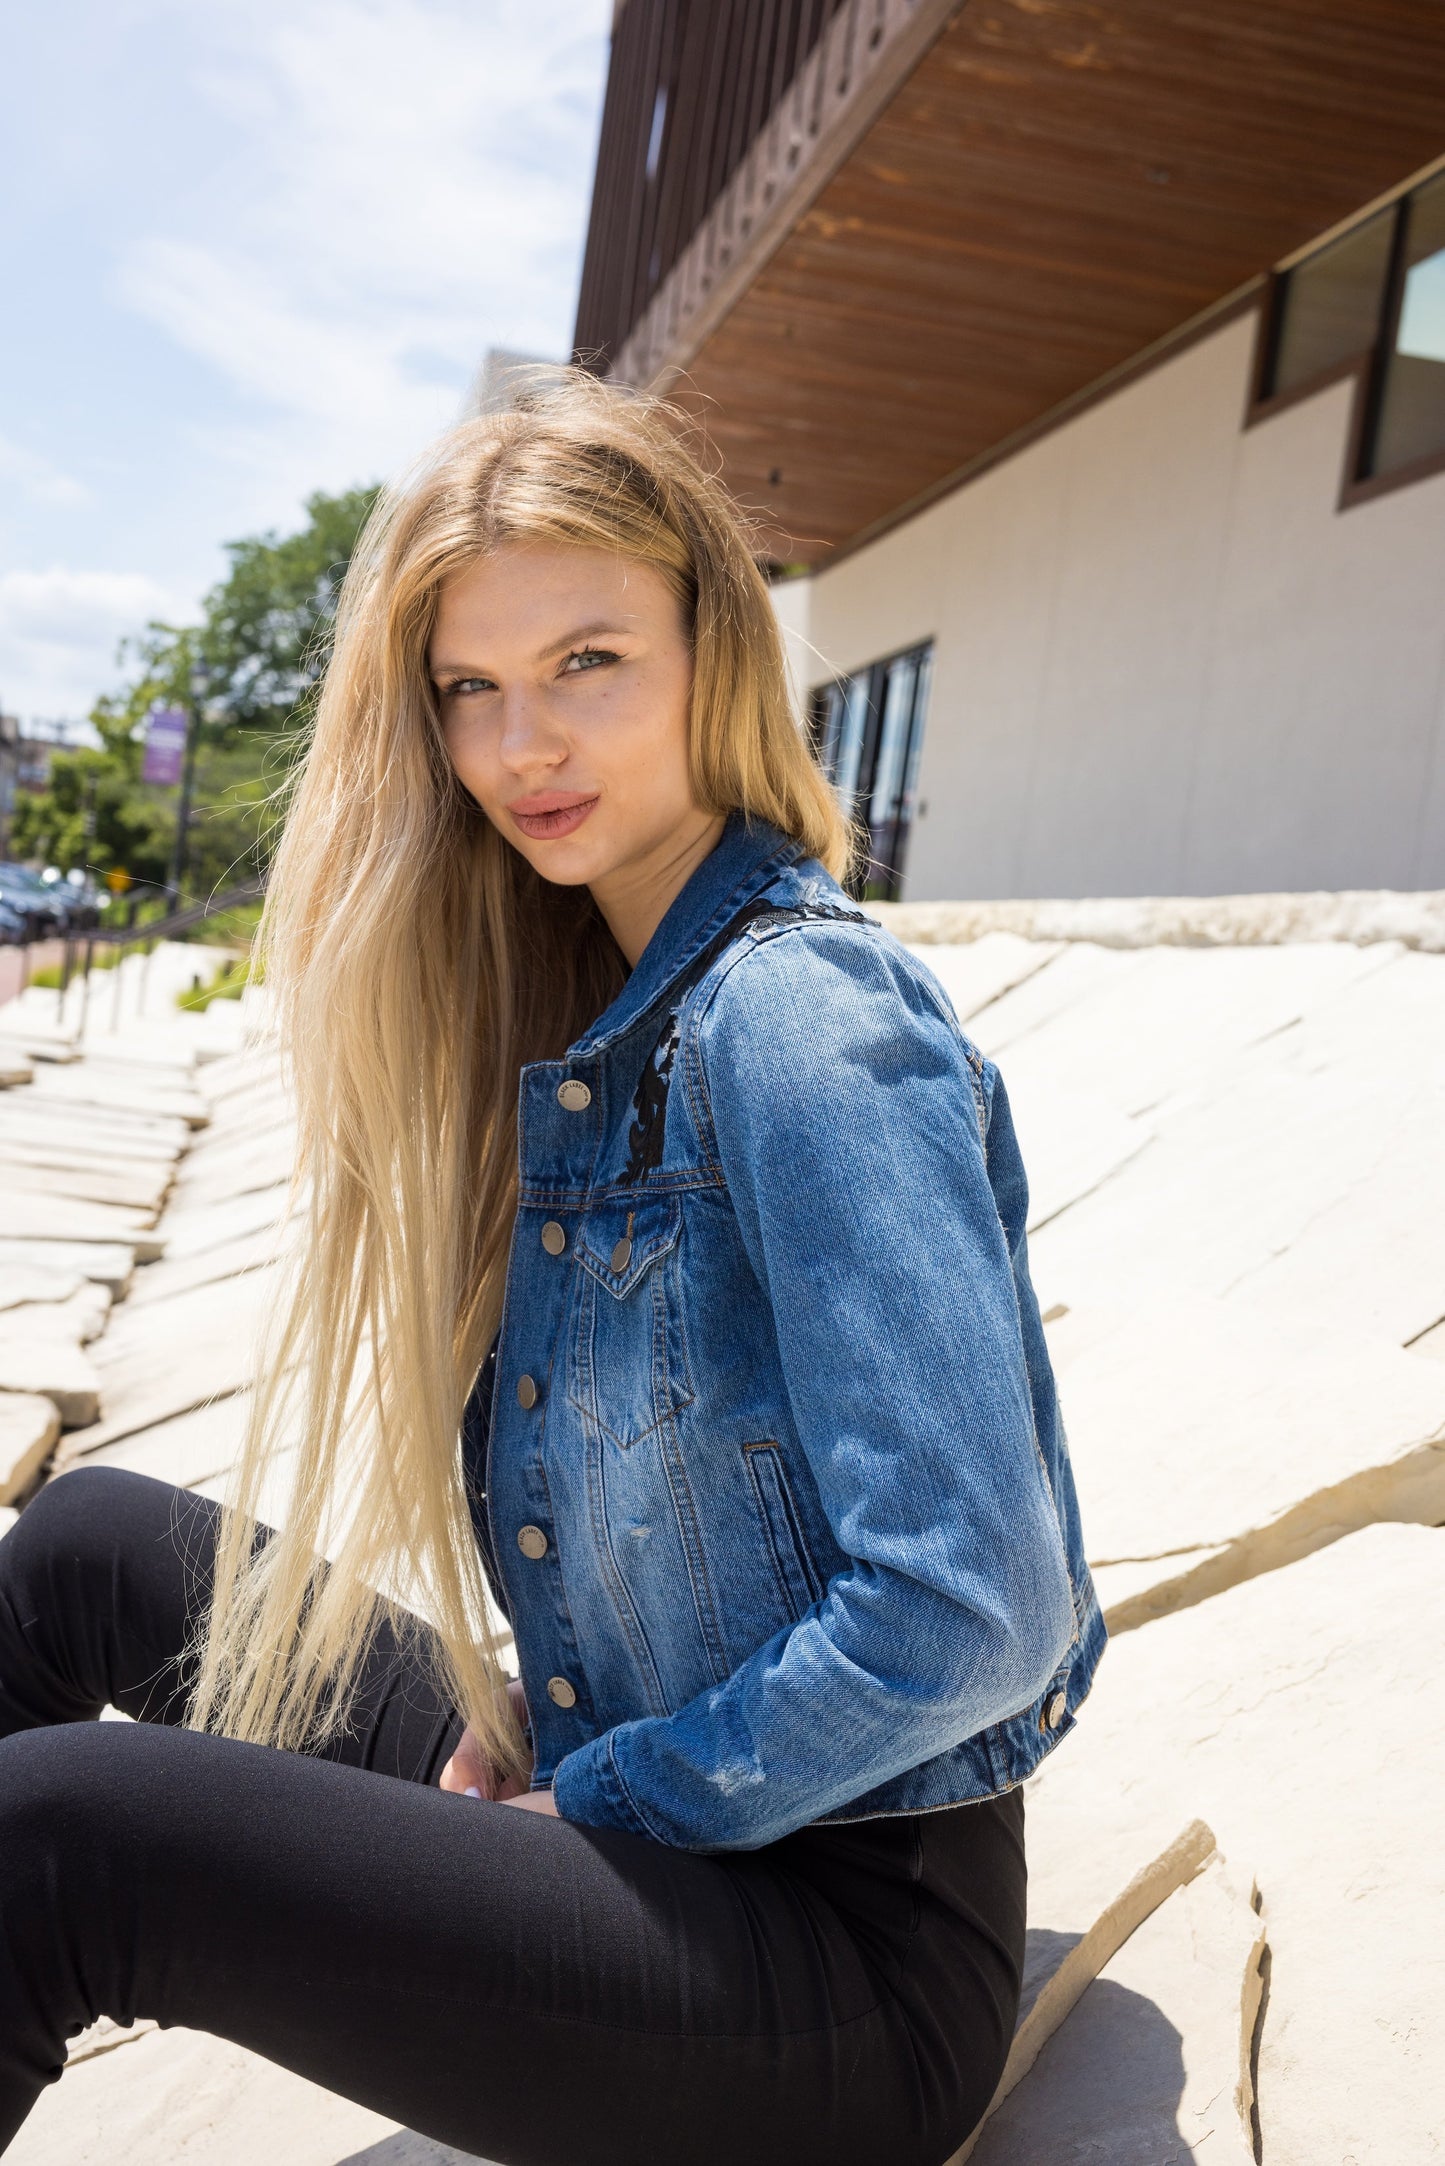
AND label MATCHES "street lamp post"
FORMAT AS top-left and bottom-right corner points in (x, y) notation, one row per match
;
(165, 660), (209, 907)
